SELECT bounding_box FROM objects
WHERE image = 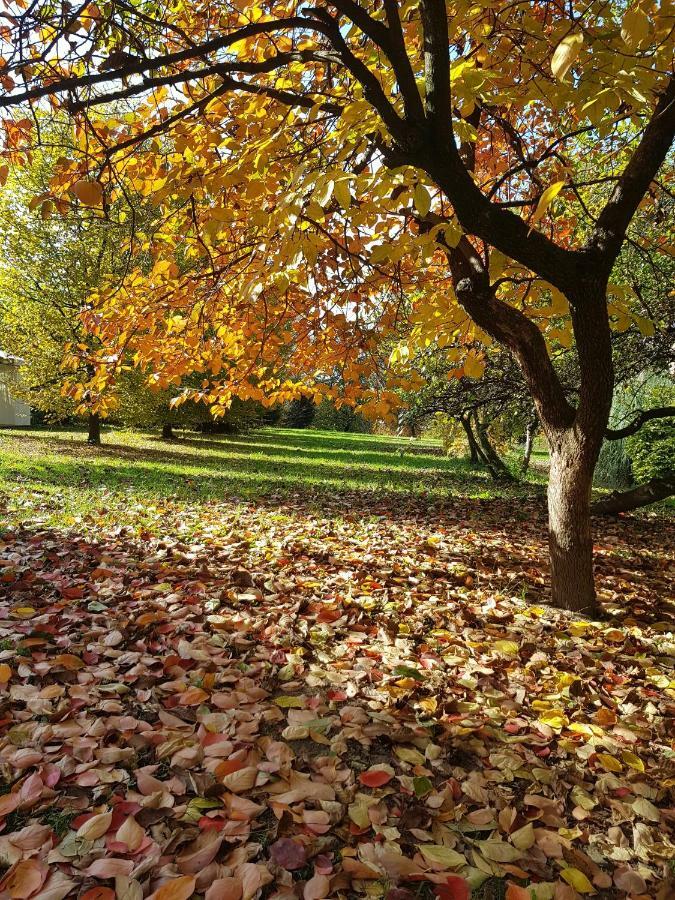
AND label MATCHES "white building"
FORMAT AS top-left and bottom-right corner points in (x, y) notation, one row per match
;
(0, 351), (31, 426)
